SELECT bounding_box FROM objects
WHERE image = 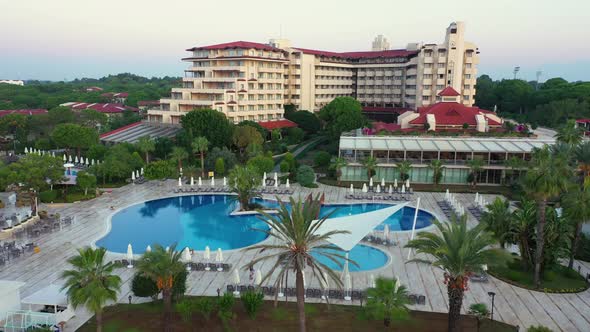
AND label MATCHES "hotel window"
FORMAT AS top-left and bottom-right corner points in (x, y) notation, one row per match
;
(423, 74), (433, 79)
(464, 85), (471, 90)
(239, 106), (245, 111)
(465, 74), (471, 79)
(258, 105), (264, 110)
(437, 63), (445, 68)
(424, 63), (432, 68)
(465, 63), (472, 68)
(436, 85), (444, 90)
(248, 105), (255, 111)
(438, 74), (444, 79)
(424, 85), (431, 90)
(466, 52), (473, 57)
(422, 96), (430, 101)
(463, 95), (470, 100)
